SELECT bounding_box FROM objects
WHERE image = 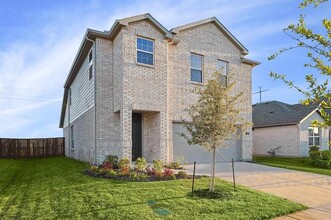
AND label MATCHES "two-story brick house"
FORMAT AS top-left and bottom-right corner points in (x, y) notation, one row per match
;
(59, 13), (259, 164)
